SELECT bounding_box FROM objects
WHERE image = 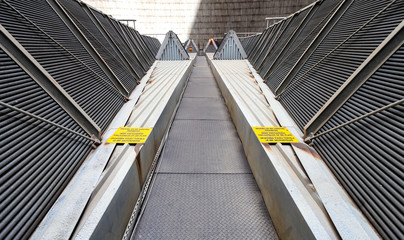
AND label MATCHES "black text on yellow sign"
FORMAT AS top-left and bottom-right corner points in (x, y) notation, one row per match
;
(107, 127), (152, 143)
(253, 127), (299, 143)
